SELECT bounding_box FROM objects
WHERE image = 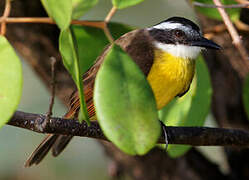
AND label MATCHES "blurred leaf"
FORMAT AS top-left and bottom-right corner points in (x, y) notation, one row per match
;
(94, 45), (160, 155)
(108, 23), (134, 40)
(59, 27), (90, 124)
(0, 36), (22, 129)
(72, 23), (133, 73)
(72, 0), (98, 19)
(112, 0), (144, 9)
(159, 56), (212, 157)
(41, 0), (72, 30)
(194, 0), (240, 22)
(243, 75), (249, 119)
